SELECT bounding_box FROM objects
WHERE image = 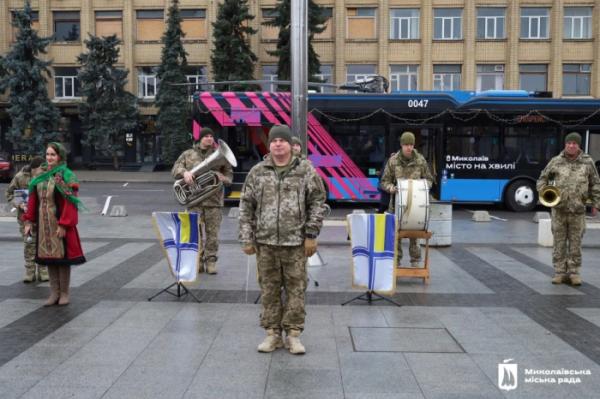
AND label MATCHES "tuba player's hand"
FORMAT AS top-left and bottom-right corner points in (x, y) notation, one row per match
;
(183, 171), (194, 185)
